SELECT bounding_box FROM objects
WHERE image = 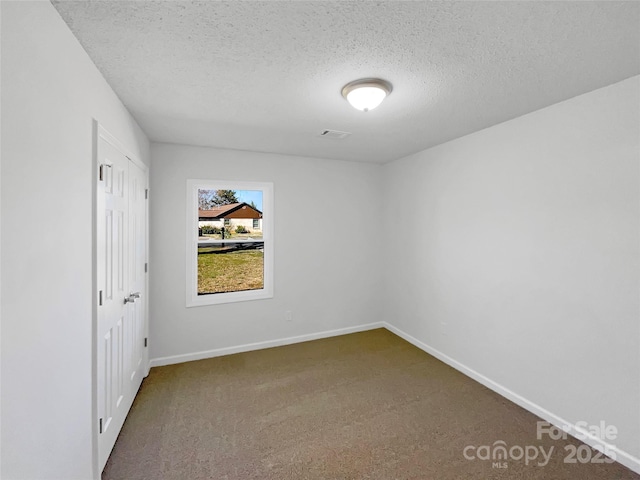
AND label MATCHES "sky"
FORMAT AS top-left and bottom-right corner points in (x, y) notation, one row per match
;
(236, 190), (263, 211)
